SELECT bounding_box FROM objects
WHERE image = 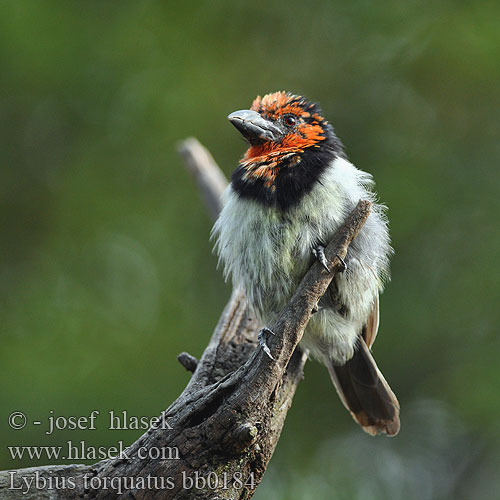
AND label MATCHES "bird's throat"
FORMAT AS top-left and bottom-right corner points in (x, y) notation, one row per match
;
(231, 147), (336, 211)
